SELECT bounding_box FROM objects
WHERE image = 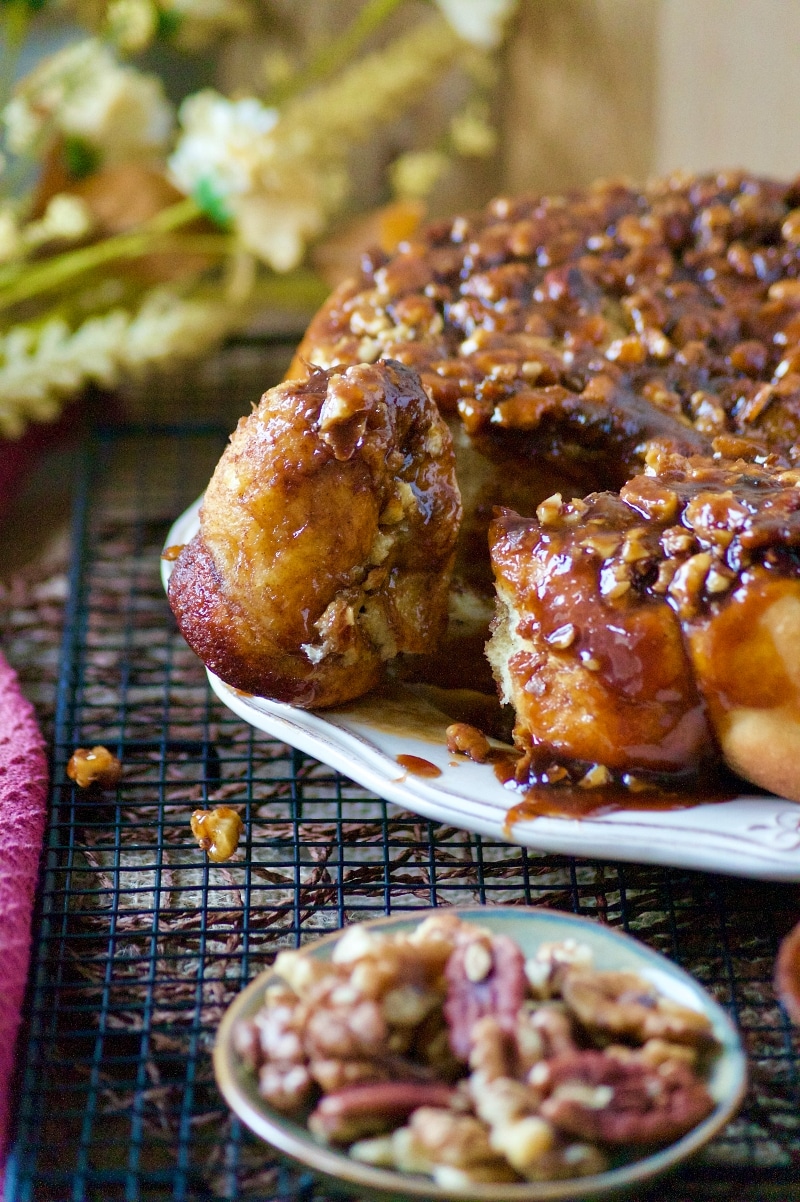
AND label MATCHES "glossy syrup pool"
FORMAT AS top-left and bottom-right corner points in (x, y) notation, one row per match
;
(348, 619), (762, 820)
